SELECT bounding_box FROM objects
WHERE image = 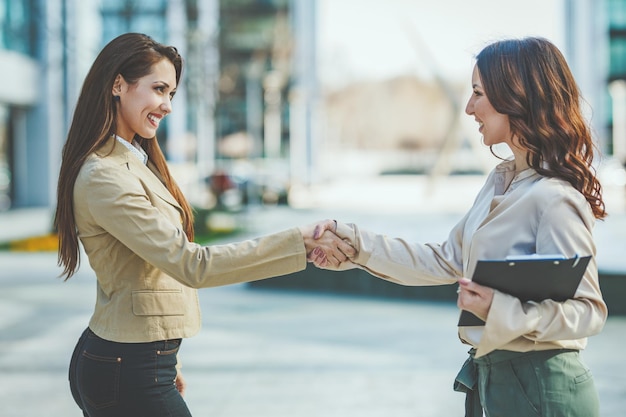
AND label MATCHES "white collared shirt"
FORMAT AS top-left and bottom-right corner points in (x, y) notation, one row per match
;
(115, 135), (148, 165)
